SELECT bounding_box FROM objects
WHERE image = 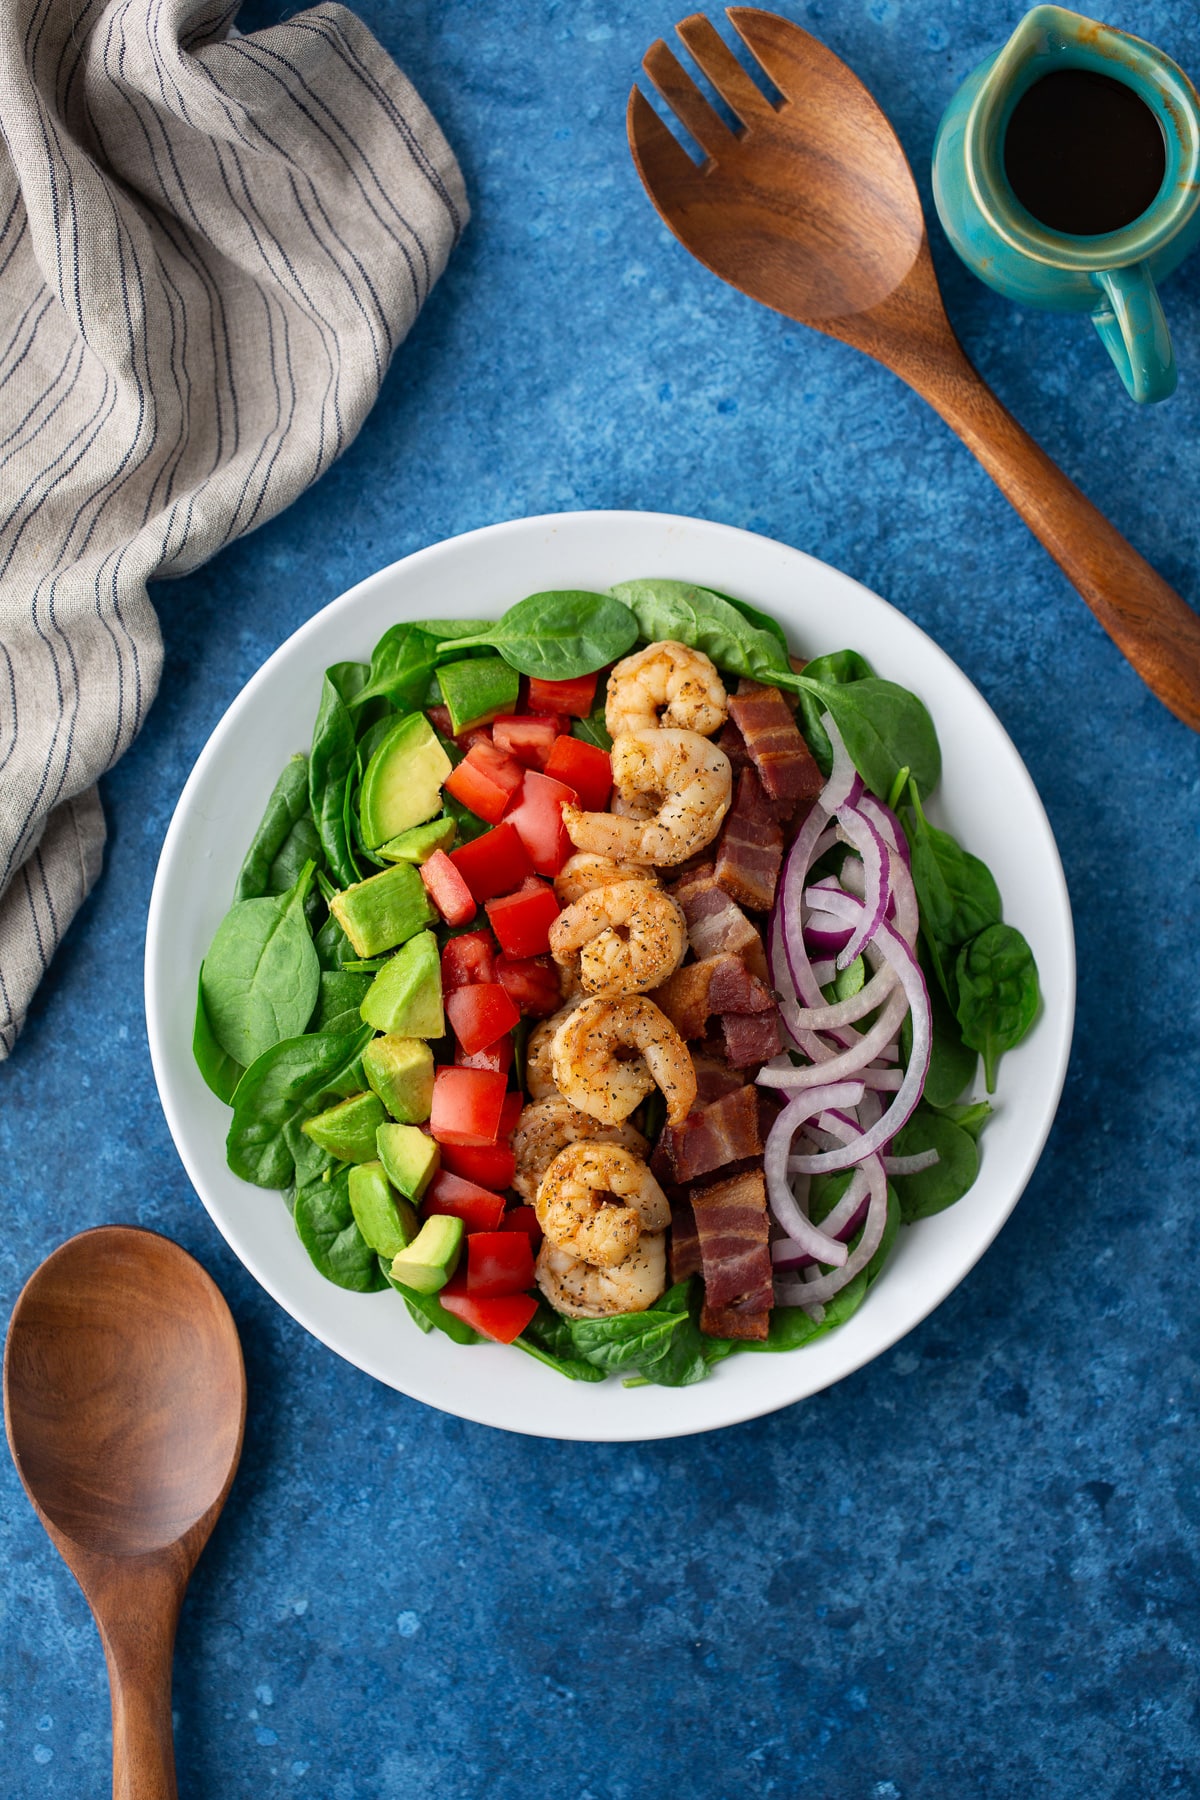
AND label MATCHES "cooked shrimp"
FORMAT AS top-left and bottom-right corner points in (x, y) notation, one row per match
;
(525, 1003), (582, 1100)
(548, 879), (687, 997)
(554, 851), (660, 905)
(606, 640), (728, 738)
(535, 1141), (670, 1267)
(562, 729), (732, 868)
(536, 1232), (668, 1318)
(550, 994), (697, 1126)
(510, 1096), (647, 1203)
